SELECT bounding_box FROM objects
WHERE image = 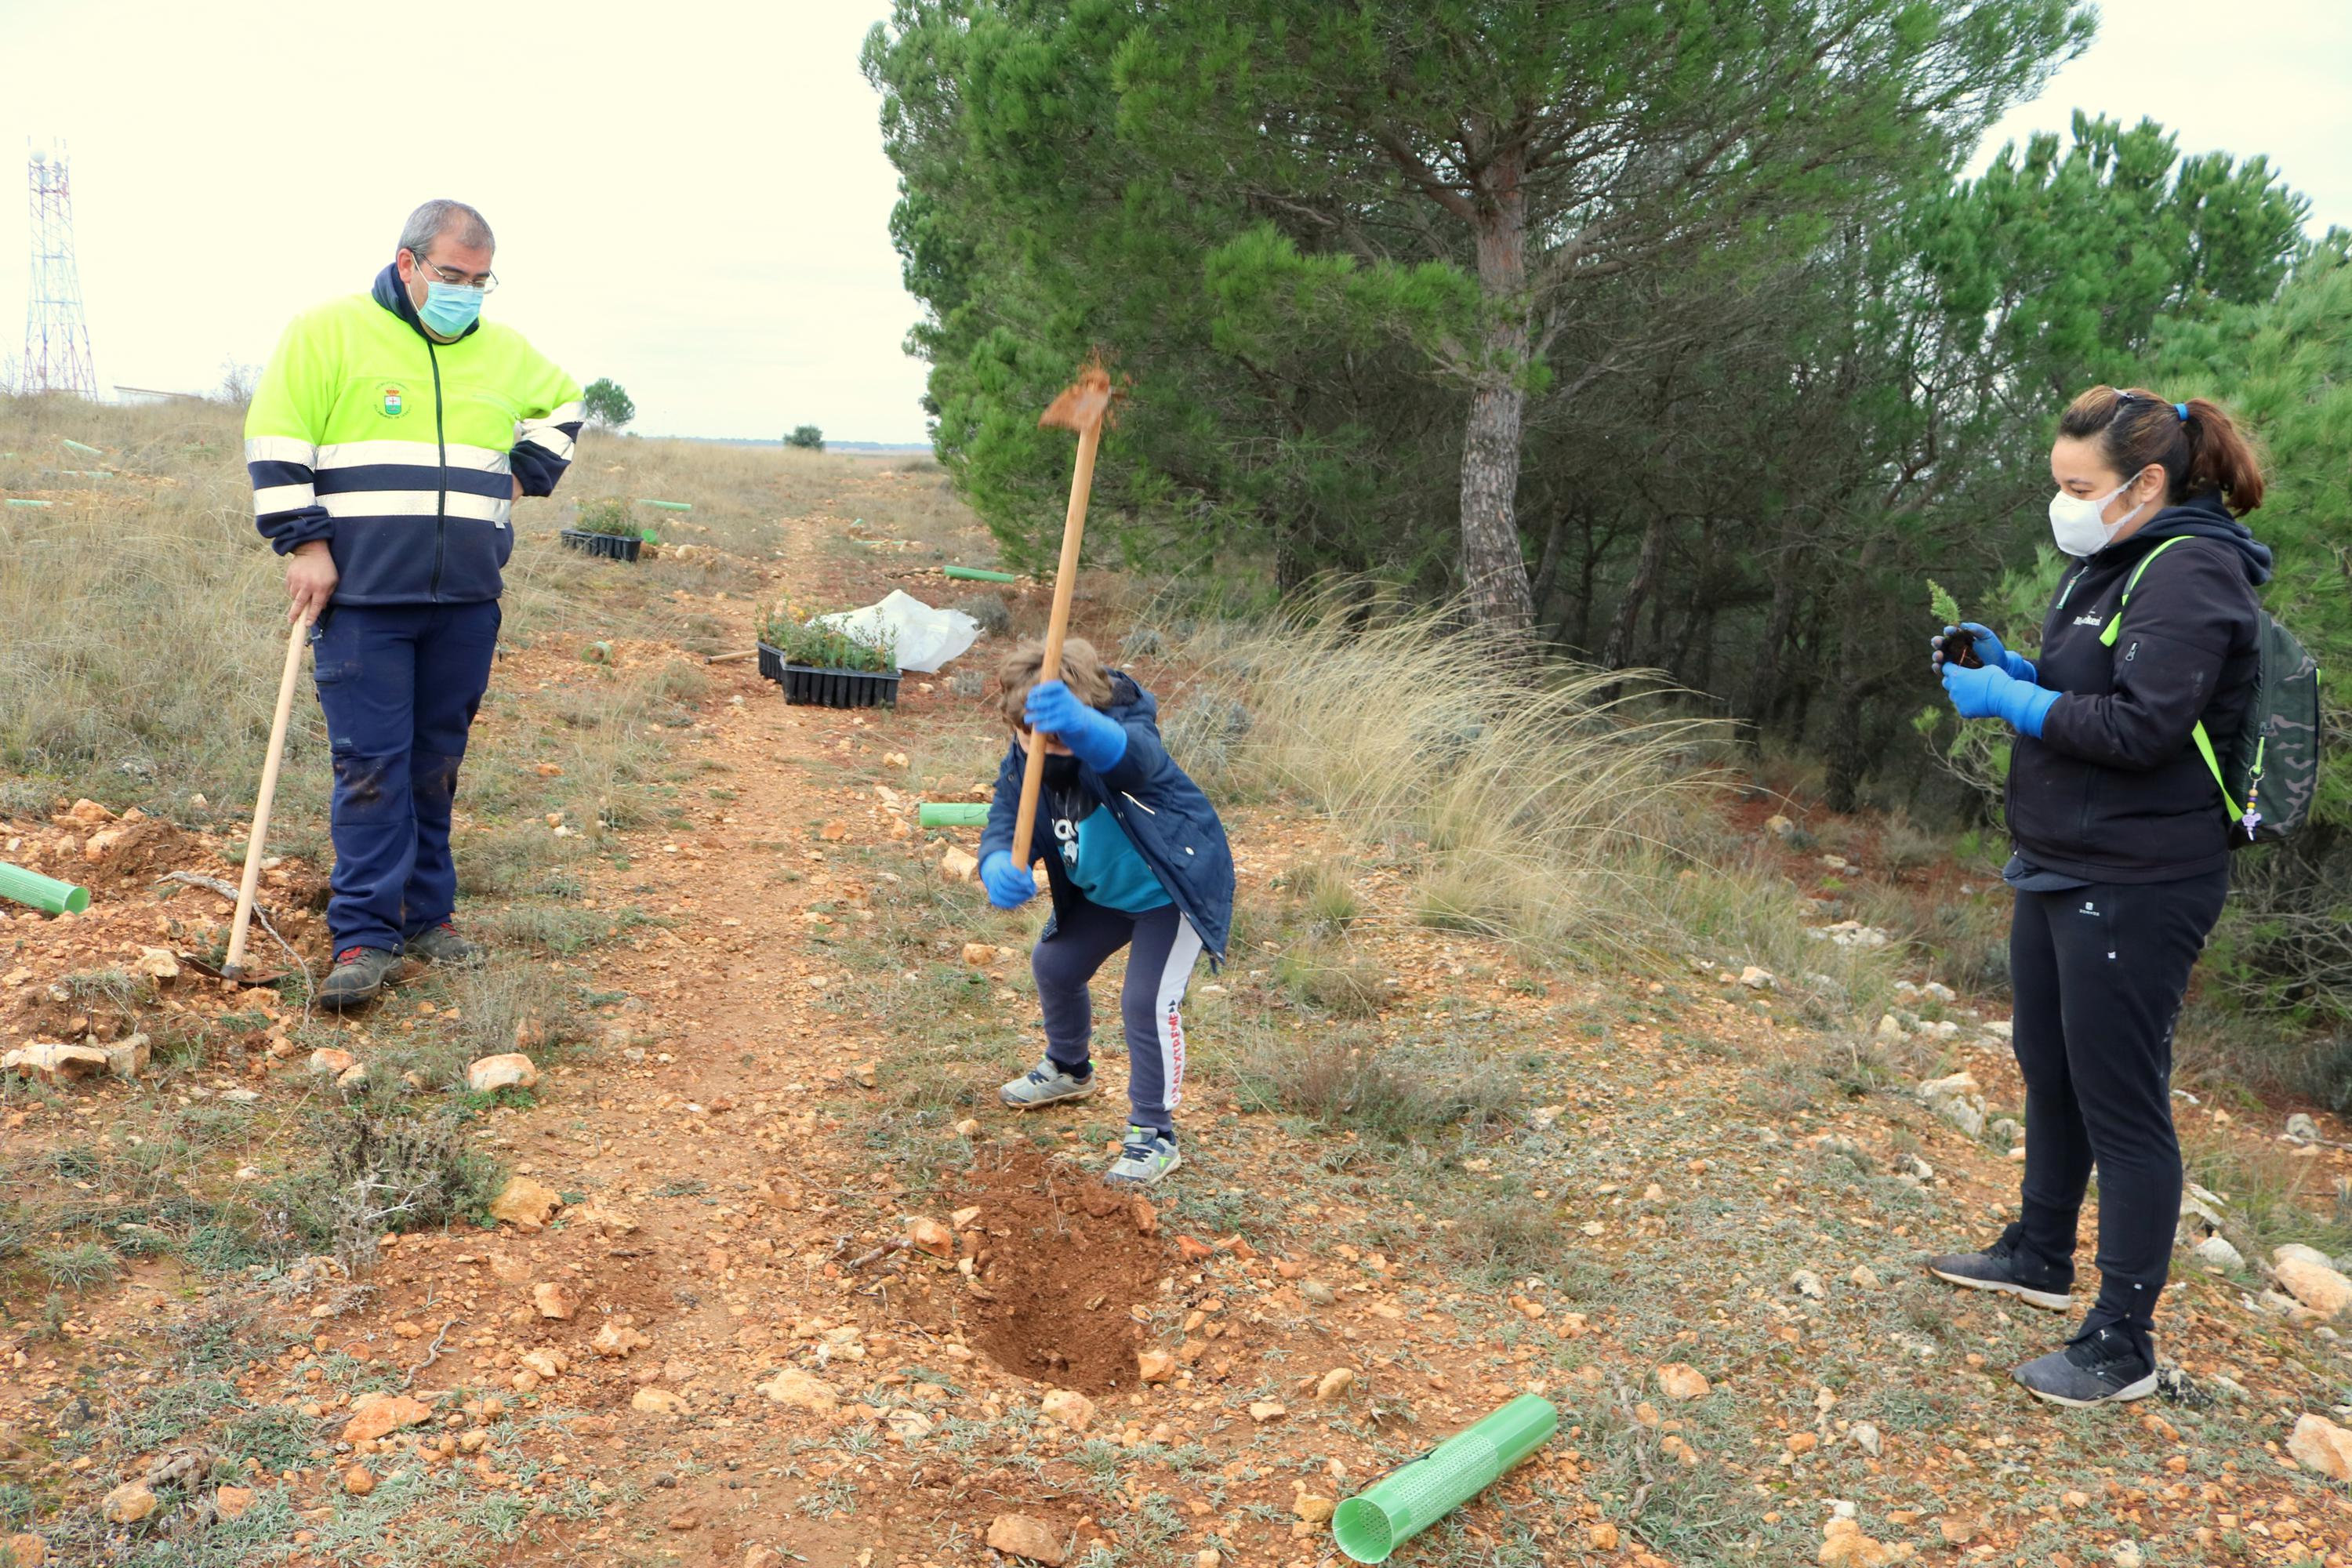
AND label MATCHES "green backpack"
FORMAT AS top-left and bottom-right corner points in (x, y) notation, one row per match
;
(2098, 534), (2322, 845)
